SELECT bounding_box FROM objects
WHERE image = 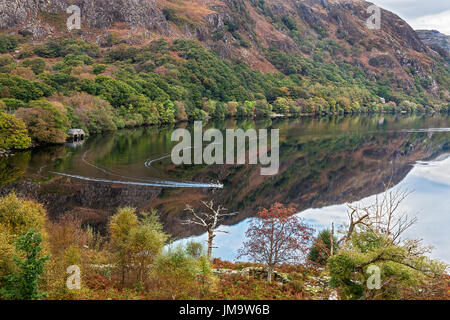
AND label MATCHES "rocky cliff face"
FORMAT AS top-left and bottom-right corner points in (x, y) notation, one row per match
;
(416, 29), (450, 57)
(0, 0), (169, 32)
